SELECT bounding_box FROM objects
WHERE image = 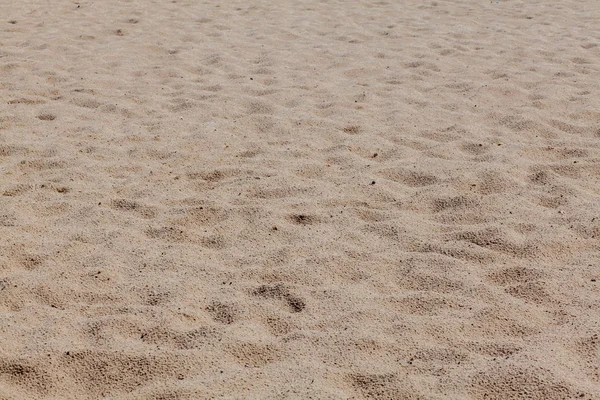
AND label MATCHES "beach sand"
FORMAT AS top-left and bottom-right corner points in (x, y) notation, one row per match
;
(1, 0), (599, 398)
